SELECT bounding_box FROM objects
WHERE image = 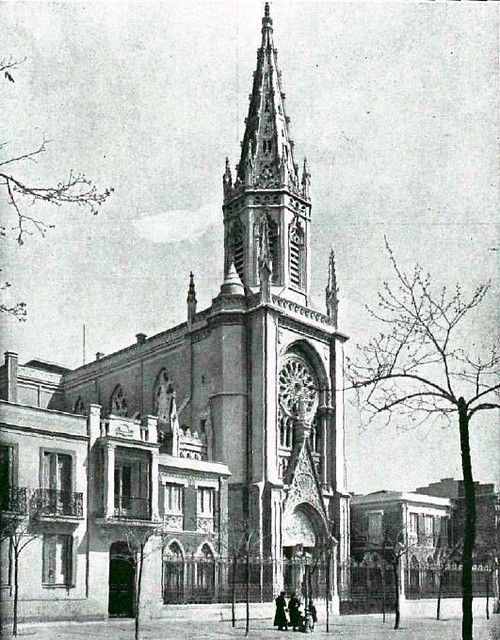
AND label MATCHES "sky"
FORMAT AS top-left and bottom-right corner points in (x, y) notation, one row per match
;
(0, 1), (498, 494)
